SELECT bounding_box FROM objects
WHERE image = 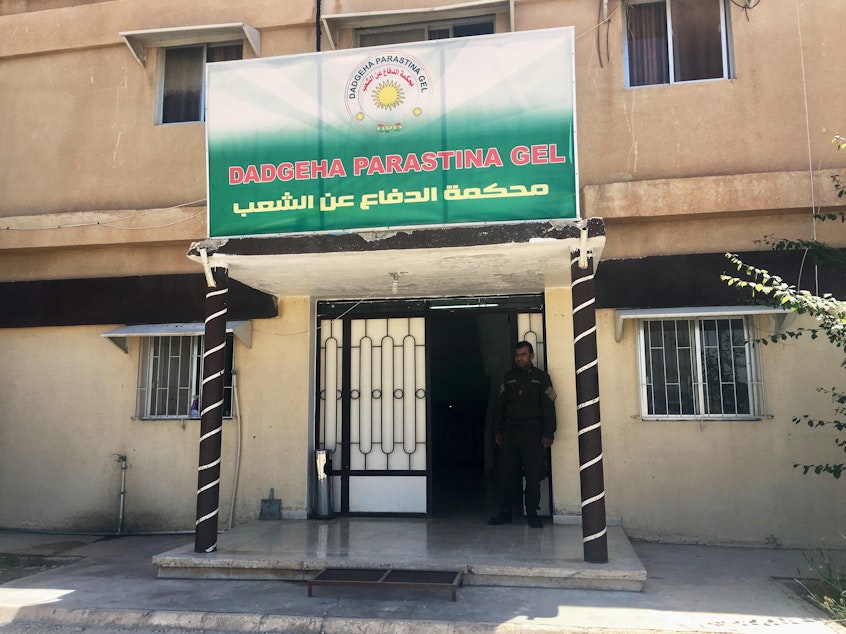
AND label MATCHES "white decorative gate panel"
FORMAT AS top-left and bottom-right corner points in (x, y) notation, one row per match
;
(318, 316), (427, 513)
